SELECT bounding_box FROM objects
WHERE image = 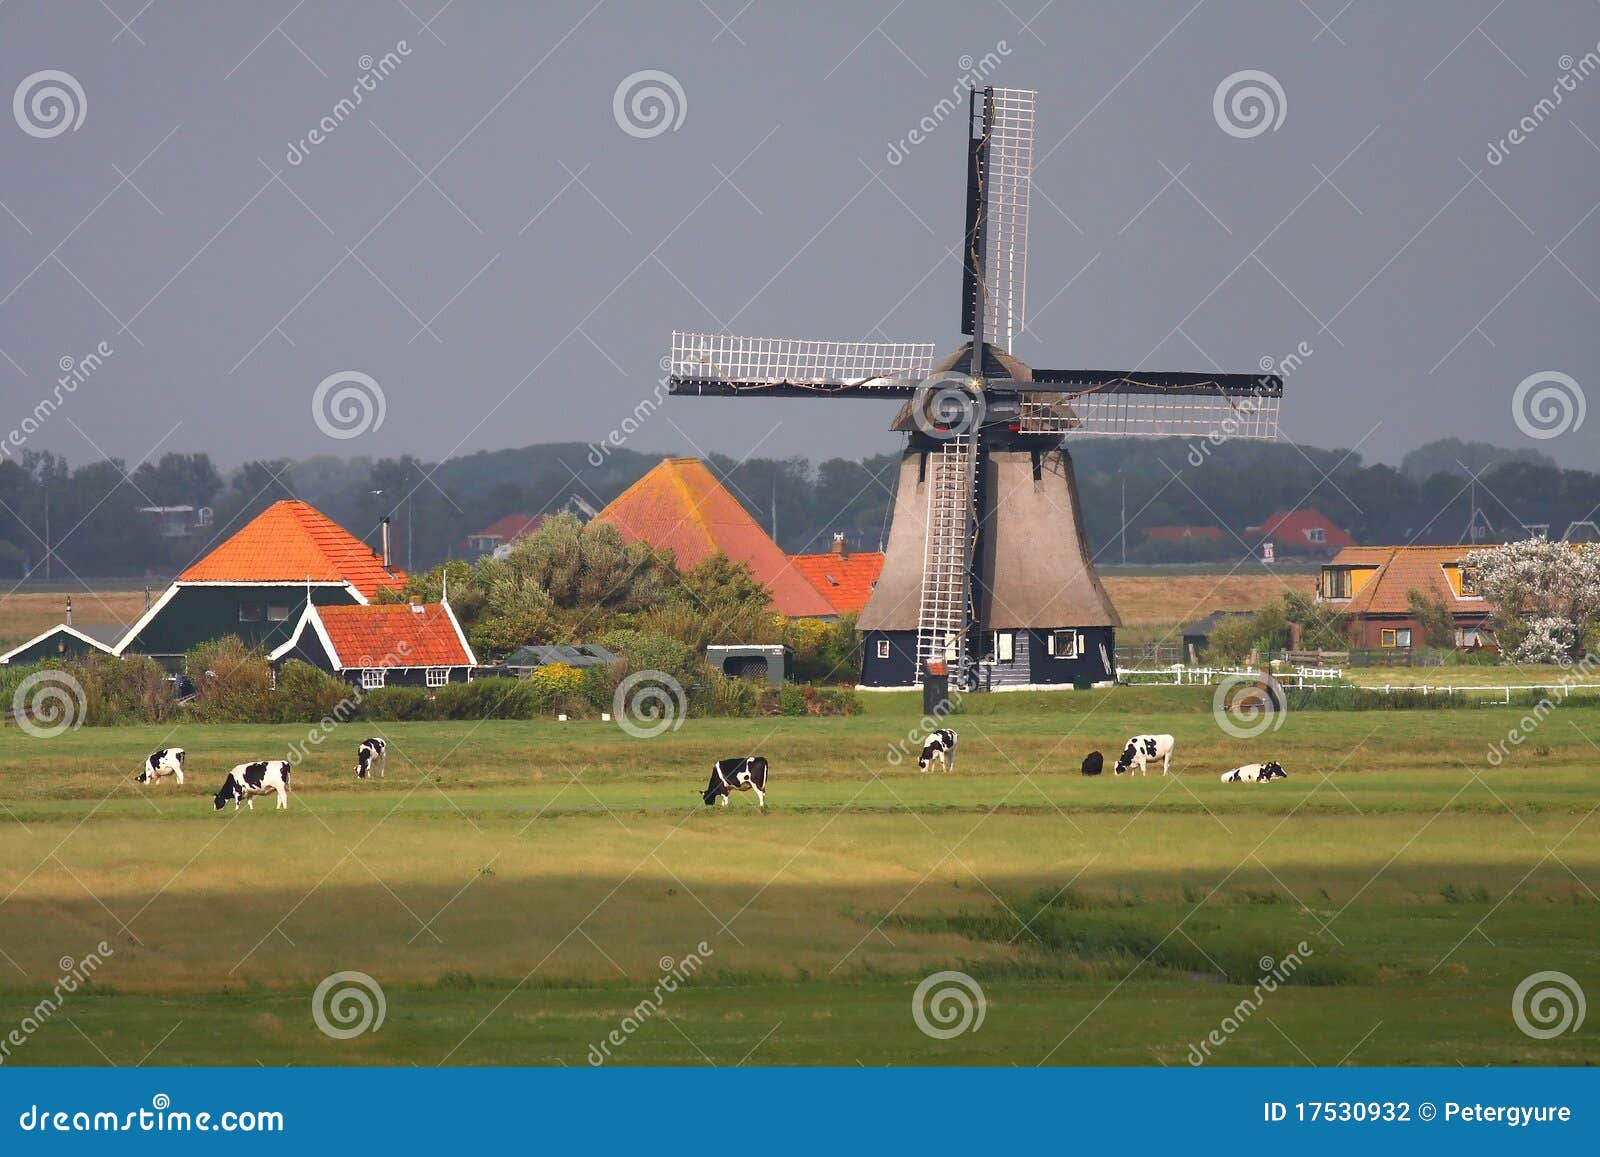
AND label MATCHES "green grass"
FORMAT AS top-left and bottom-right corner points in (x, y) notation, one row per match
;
(1, 689), (1596, 1066)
